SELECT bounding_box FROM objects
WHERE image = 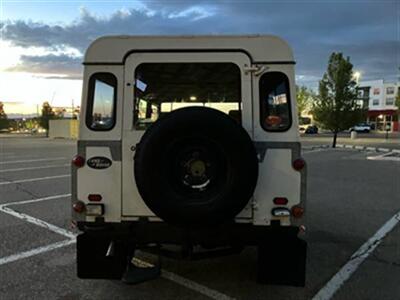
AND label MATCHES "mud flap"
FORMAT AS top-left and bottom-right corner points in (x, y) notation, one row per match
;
(257, 236), (307, 286)
(77, 233), (128, 279)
